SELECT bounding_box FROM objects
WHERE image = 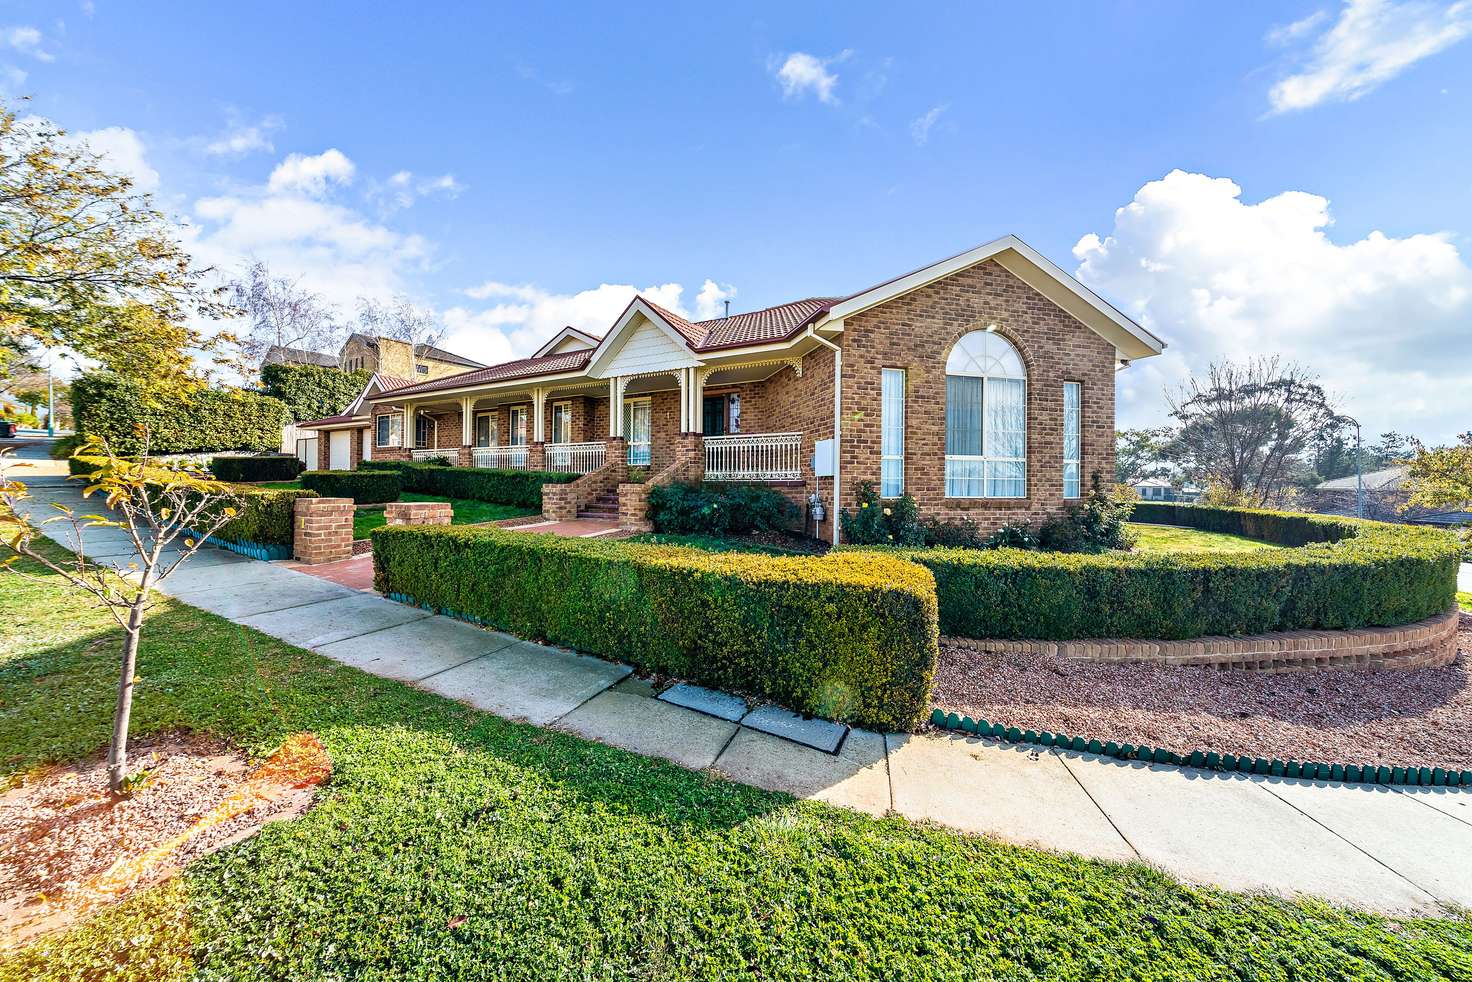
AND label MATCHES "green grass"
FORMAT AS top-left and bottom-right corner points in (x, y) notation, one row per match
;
(1459, 591), (1472, 613)
(2, 542), (1471, 980)
(254, 480), (302, 489)
(351, 494), (536, 540)
(1127, 522), (1280, 554)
